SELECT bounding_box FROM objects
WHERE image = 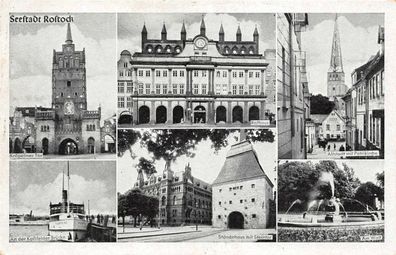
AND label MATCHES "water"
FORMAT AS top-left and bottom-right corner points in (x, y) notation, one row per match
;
(9, 225), (51, 242)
